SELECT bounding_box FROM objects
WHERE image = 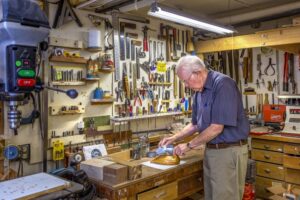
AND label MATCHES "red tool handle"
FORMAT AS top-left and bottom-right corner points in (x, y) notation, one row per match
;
(143, 37), (148, 52)
(283, 52), (289, 92)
